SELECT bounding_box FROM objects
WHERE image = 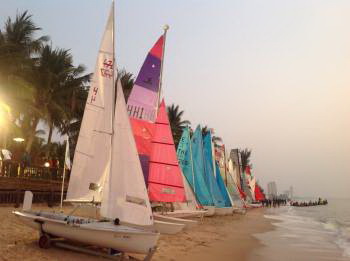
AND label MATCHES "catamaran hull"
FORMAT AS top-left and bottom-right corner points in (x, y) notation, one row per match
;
(203, 206), (216, 216)
(153, 220), (184, 234)
(215, 207), (233, 216)
(14, 211), (159, 254)
(247, 203), (262, 208)
(162, 210), (207, 219)
(153, 213), (197, 229)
